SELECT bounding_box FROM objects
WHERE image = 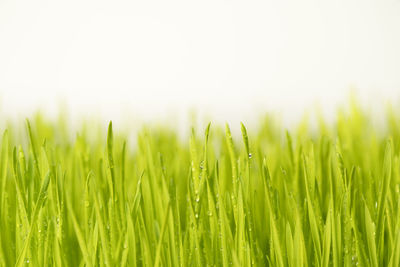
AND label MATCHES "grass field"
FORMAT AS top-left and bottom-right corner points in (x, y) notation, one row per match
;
(0, 102), (400, 266)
